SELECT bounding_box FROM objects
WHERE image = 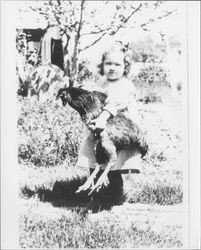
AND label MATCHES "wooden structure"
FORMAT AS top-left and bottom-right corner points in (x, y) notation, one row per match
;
(19, 26), (64, 71)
